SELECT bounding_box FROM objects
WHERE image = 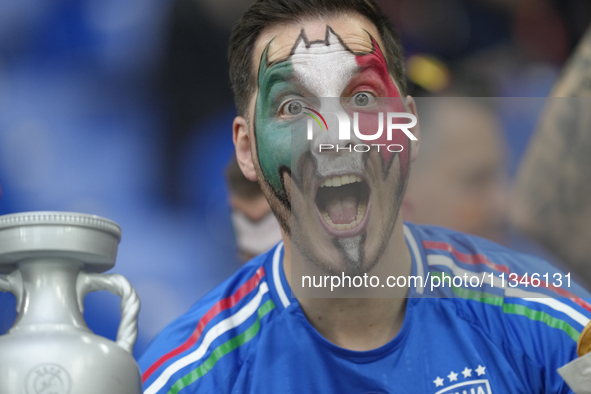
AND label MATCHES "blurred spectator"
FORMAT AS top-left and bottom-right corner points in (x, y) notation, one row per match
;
(402, 97), (509, 244)
(514, 23), (591, 287)
(225, 157), (282, 262)
(399, 94), (591, 291)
